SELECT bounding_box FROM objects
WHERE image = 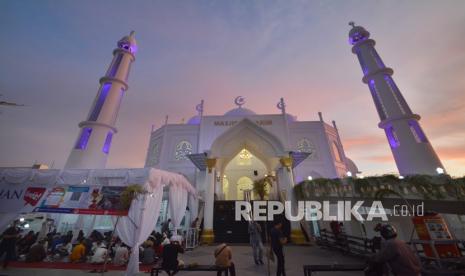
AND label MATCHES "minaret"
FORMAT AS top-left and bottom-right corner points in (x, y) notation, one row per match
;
(348, 22), (444, 175)
(65, 31), (137, 169)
